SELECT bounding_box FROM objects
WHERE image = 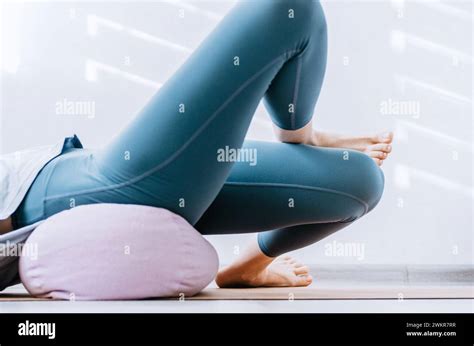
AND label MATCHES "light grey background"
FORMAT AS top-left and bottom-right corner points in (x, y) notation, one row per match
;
(1, 0), (472, 265)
